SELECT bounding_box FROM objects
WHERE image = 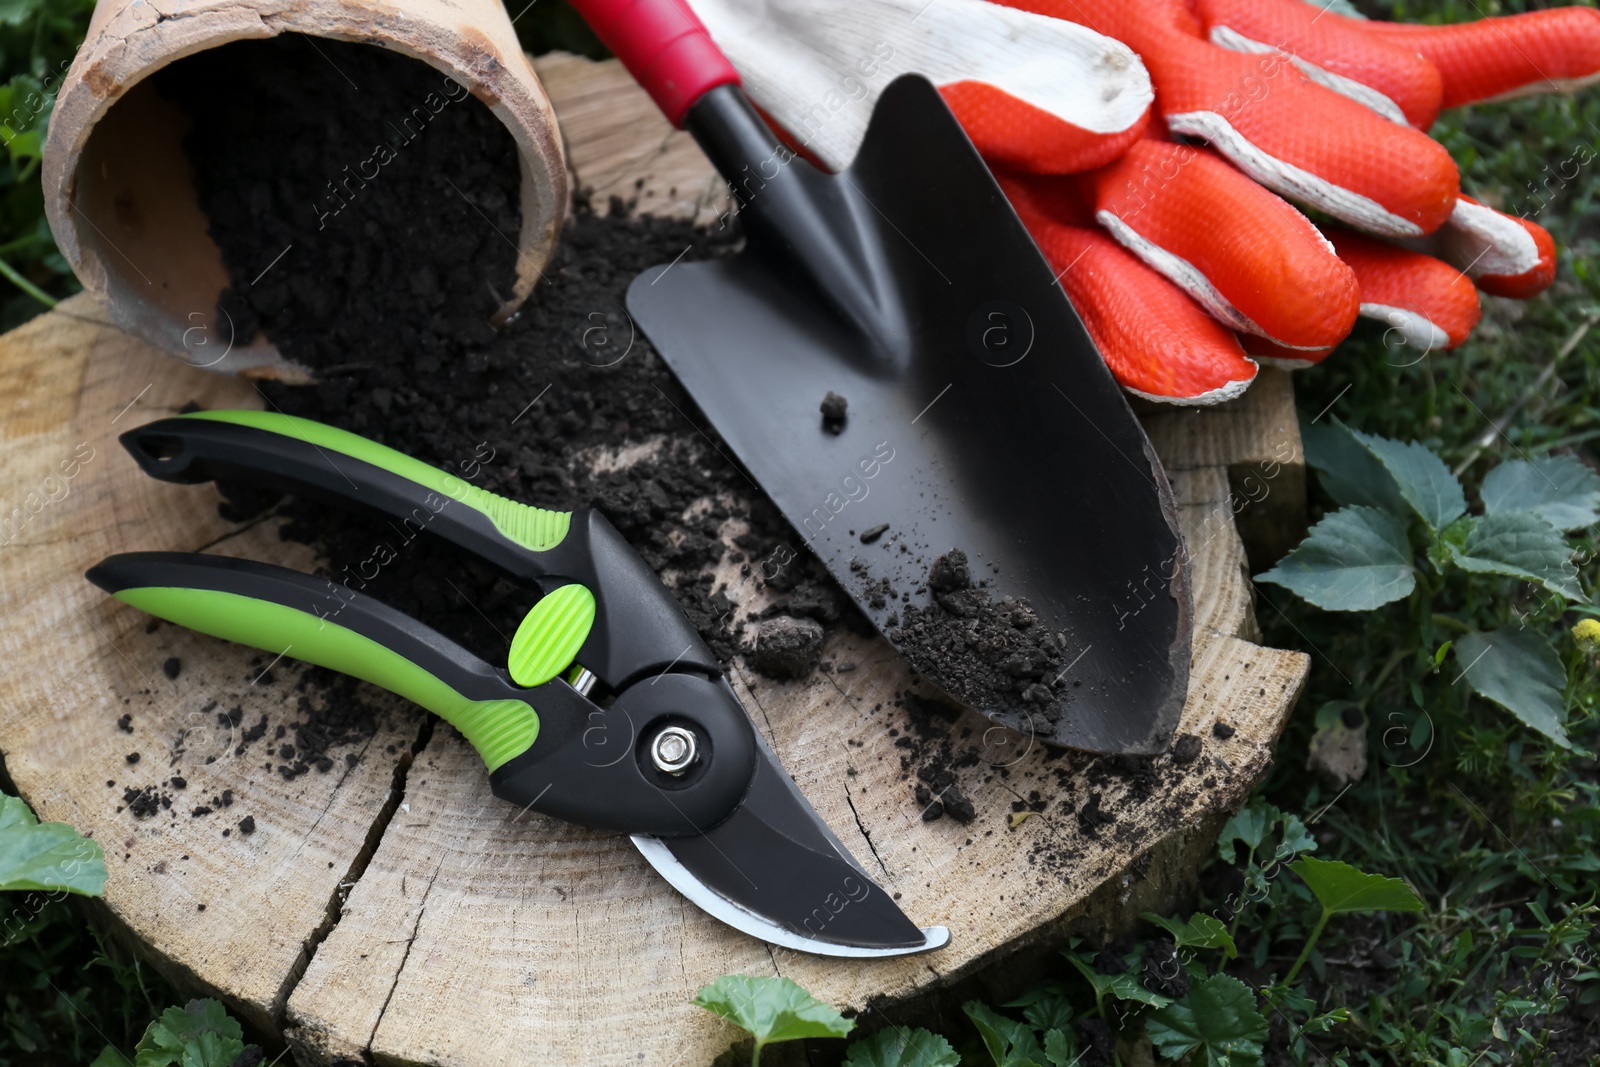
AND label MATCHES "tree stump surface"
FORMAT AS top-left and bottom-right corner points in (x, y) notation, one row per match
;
(0, 53), (1310, 1067)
